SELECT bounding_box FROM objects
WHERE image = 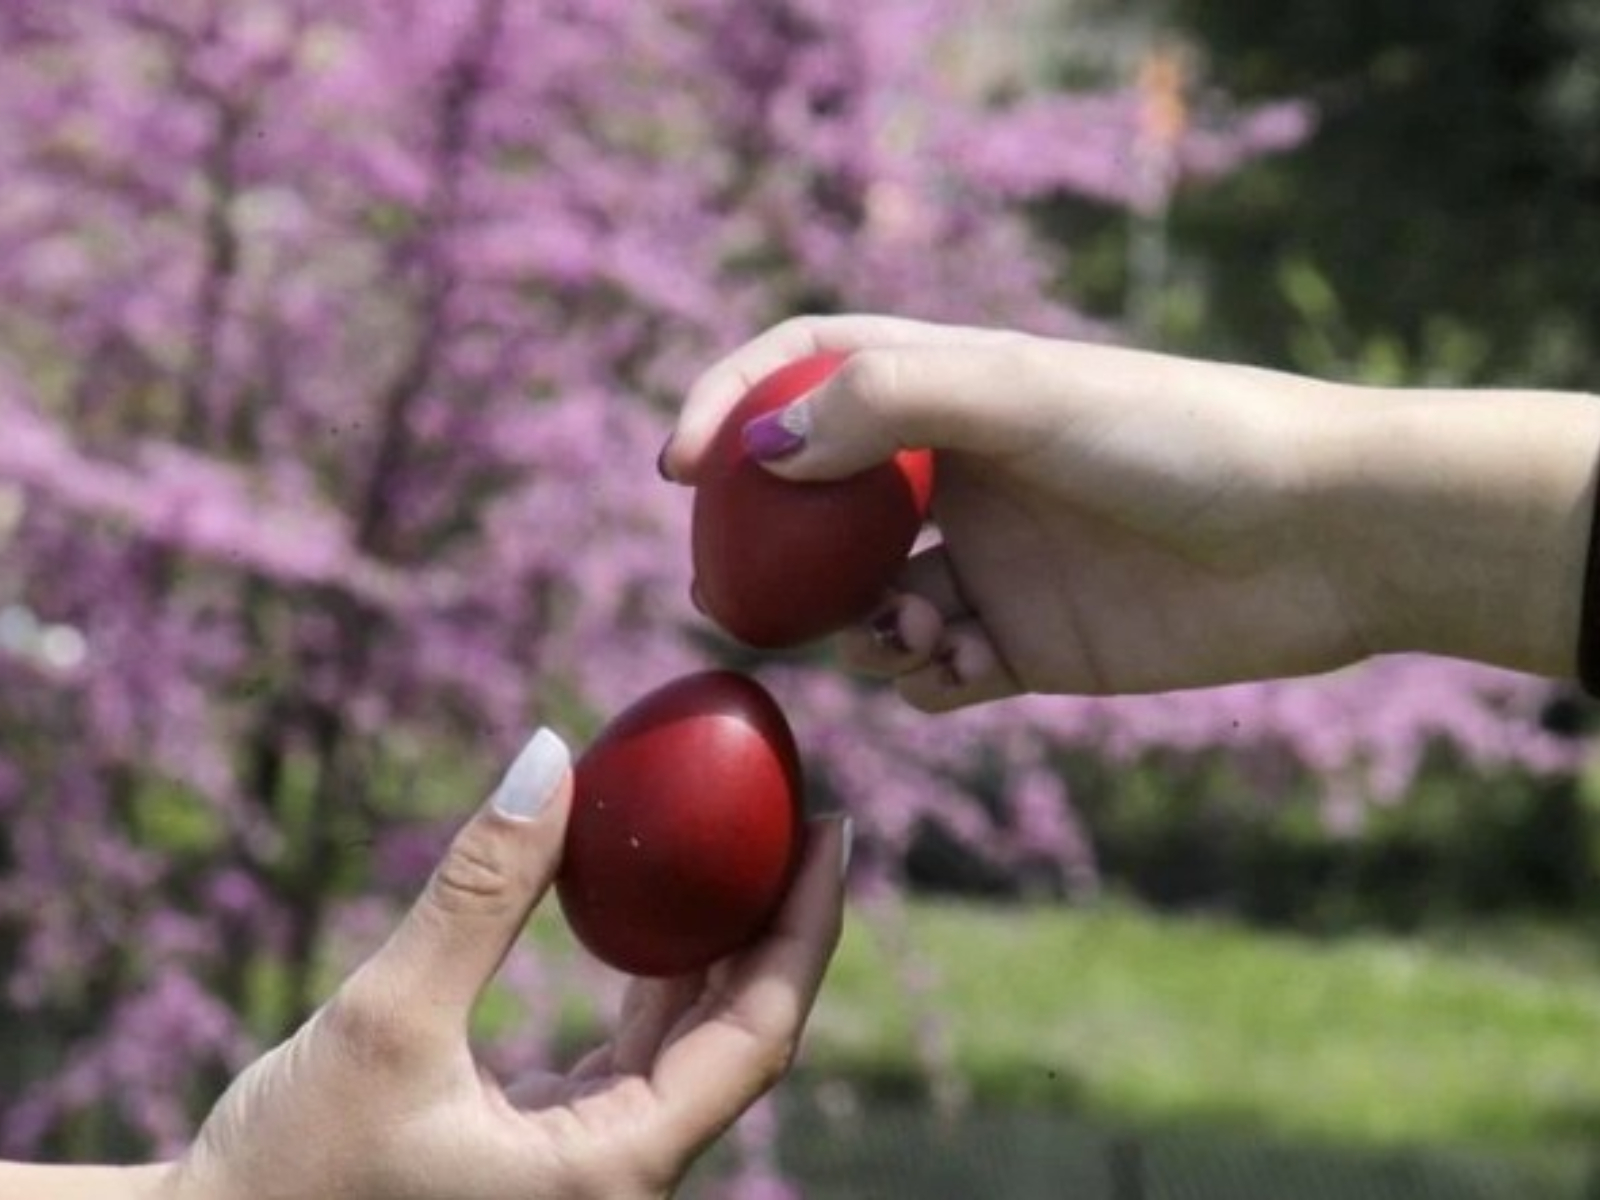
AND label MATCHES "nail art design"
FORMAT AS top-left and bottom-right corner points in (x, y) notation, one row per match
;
(741, 399), (811, 461)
